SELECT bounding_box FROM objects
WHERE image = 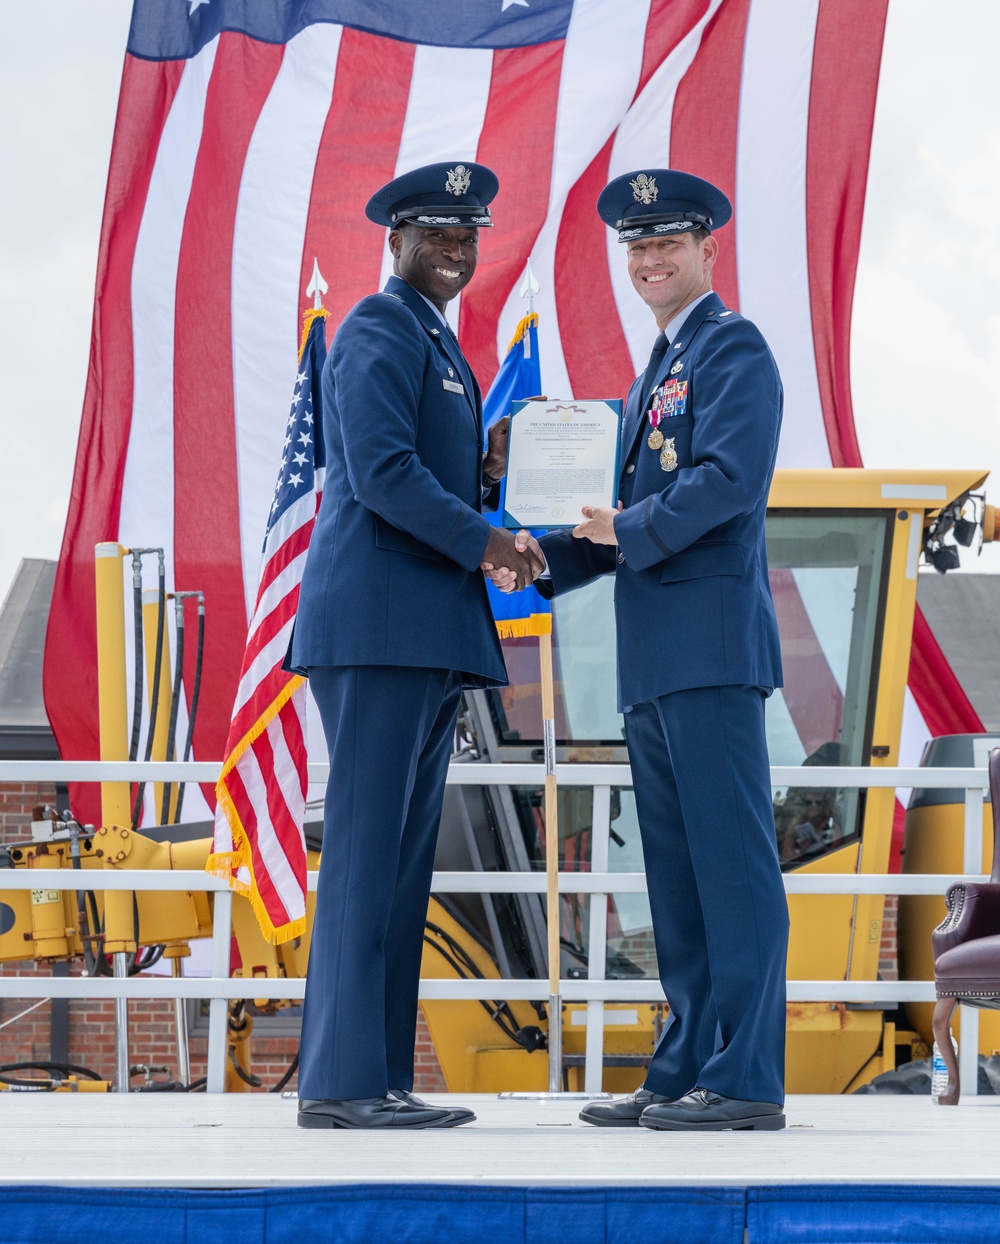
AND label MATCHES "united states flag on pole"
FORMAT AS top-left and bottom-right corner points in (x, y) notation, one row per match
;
(208, 309), (327, 943)
(43, 0), (980, 841)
